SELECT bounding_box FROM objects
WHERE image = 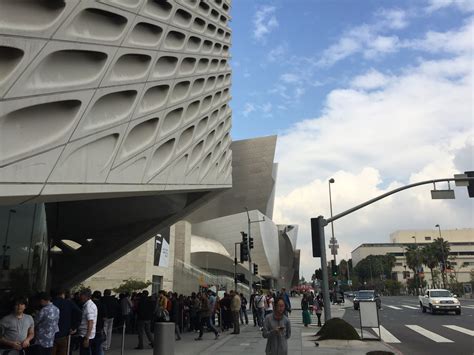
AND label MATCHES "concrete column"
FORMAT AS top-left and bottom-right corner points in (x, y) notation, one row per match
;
(153, 322), (175, 355)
